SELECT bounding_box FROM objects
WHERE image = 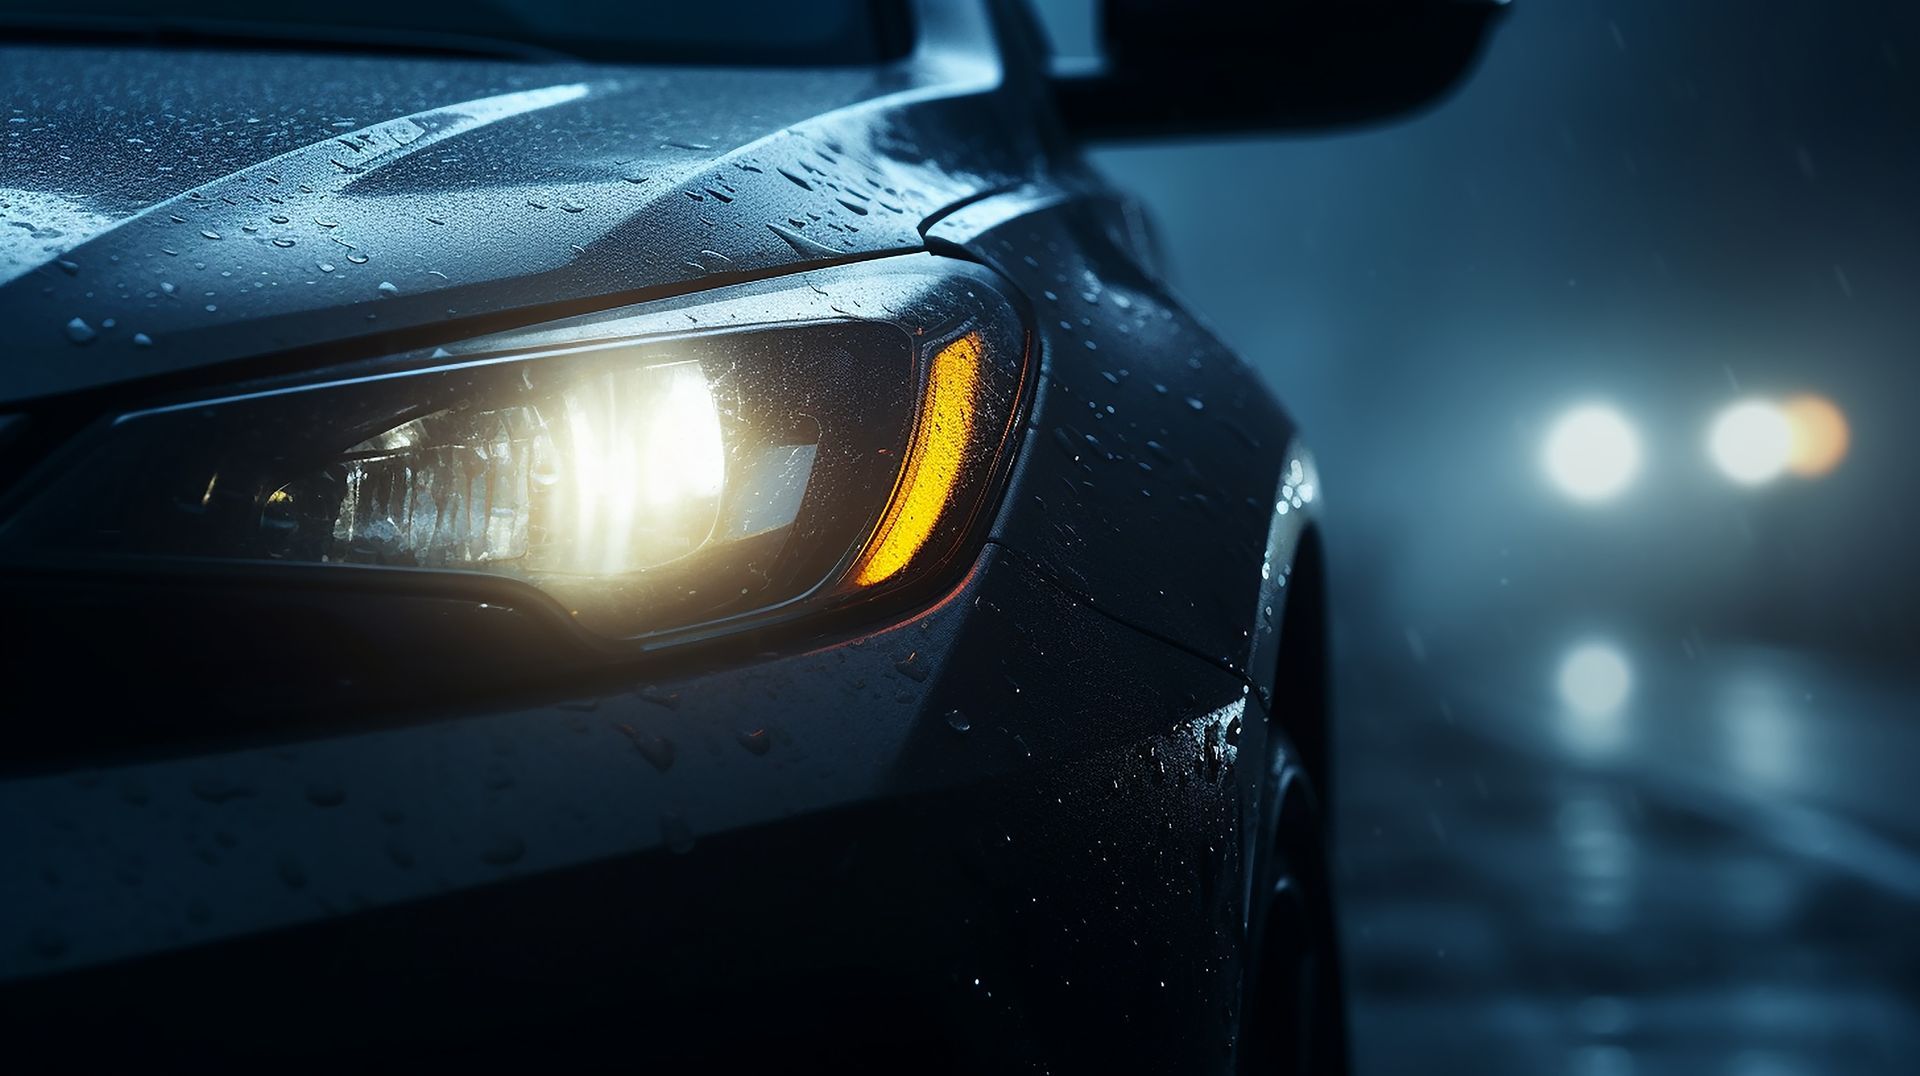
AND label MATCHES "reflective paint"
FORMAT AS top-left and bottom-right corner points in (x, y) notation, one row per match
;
(0, 82), (593, 289)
